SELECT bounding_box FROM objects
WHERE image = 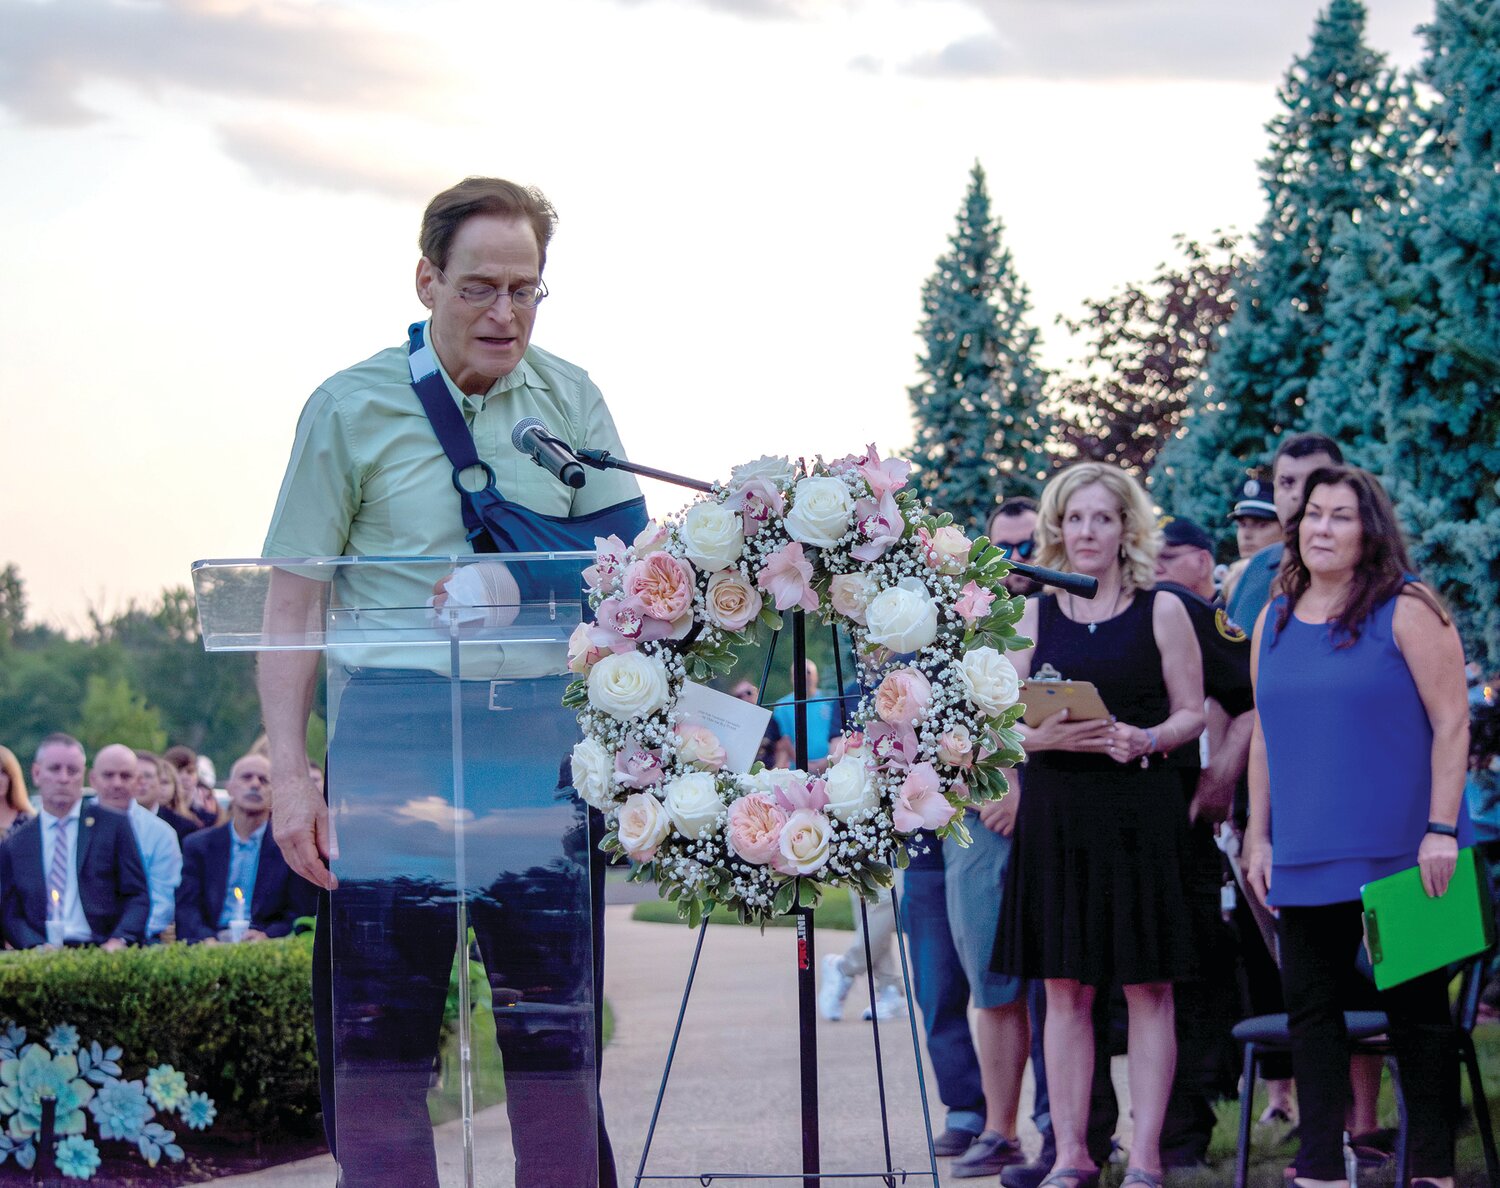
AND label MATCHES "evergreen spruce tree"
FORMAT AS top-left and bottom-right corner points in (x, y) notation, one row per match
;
(909, 162), (1050, 528)
(1156, 0), (1412, 522)
(1315, 0), (1500, 664)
